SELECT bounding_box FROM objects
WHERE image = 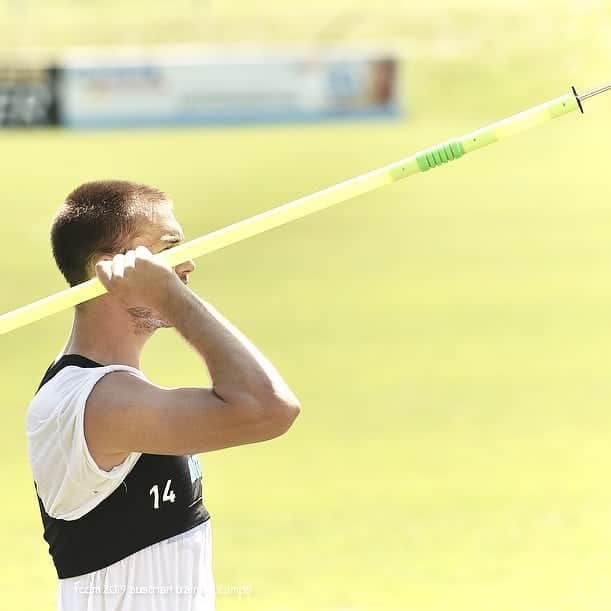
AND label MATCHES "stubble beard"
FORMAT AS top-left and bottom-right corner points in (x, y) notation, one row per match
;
(127, 306), (173, 334)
